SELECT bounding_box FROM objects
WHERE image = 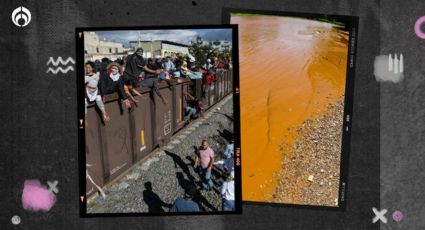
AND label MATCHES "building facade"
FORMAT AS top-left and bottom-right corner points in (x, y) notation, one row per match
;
(84, 32), (126, 61)
(129, 40), (190, 57)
